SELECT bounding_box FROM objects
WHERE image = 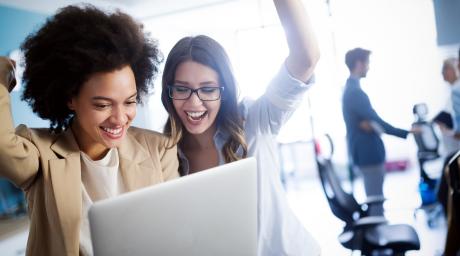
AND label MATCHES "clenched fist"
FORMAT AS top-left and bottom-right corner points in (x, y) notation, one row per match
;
(0, 56), (17, 92)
